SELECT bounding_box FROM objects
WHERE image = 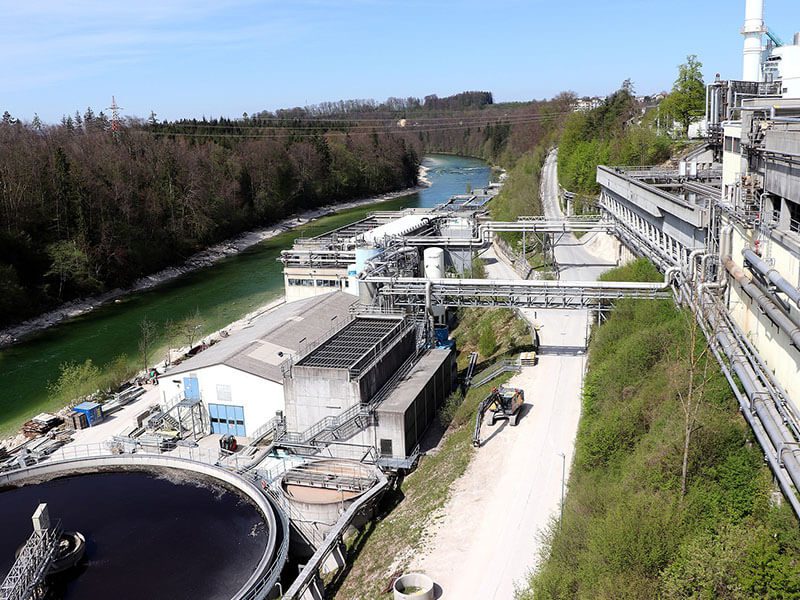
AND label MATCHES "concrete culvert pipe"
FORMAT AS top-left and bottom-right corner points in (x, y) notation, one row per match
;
(393, 573), (435, 600)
